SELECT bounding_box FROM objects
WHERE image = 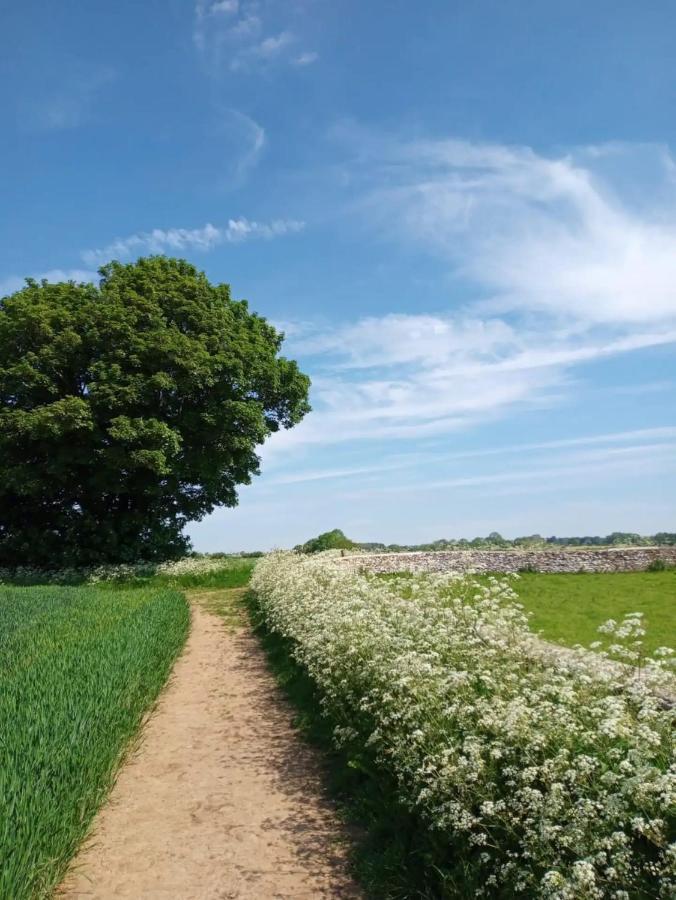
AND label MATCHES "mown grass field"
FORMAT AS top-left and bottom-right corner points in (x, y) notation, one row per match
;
(506, 570), (676, 654)
(0, 584), (189, 900)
